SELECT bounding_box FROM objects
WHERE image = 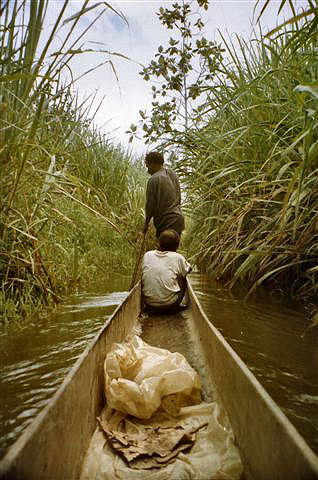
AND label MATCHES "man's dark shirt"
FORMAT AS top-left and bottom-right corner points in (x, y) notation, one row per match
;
(145, 167), (185, 237)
